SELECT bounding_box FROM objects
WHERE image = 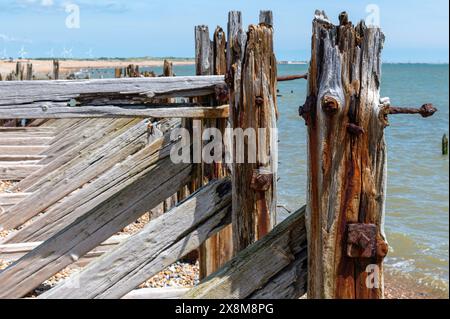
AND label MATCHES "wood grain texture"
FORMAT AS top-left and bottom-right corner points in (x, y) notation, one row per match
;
(0, 119), (156, 231)
(229, 18), (278, 254)
(0, 147), (193, 298)
(0, 76), (225, 105)
(0, 103), (229, 119)
(303, 11), (387, 299)
(39, 178), (232, 299)
(183, 206), (307, 299)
